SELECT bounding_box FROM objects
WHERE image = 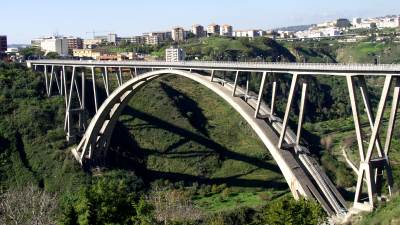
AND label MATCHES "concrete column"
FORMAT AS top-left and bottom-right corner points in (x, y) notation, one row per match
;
(104, 67), (110, 96)
(346, 75), (365, 160)
(245, 73), (250, 102)
(384, 78), (400, 156)
(232, 71), (240, 97)
(254, 72), (267, 118)
(296, 82), (307, 145)
(48, 65), (54, 96)
(270, 74), (277, 117)
(119, 67), (123, 85)
(359, 76), (384, 156)
(54, 67), (62, 95)
(210, 70), (215, 82)
(66, 66), (76, 141)
(44, 65), (49, 95)
(91, 67), (98, 112)
(365, 75), (392, 162)
(80, 71), (86, 132)
(278, 73), (298, 149)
